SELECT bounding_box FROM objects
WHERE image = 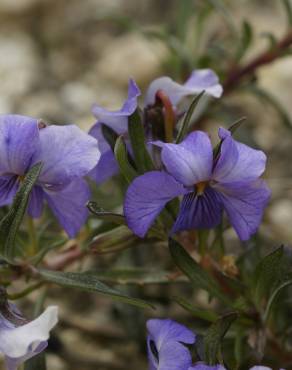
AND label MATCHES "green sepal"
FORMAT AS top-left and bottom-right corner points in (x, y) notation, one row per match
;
(0, 162), (43, 263)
